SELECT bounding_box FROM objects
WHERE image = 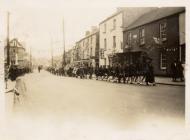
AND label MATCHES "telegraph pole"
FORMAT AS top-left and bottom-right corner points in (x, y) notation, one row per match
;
(51, 36), (54, 67)
(30, 47), (32, 72)
(7, 12), (10, 66)
(62, 18), (66, 67)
